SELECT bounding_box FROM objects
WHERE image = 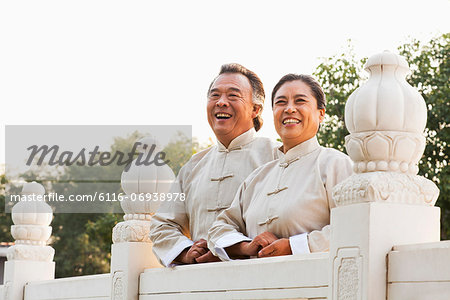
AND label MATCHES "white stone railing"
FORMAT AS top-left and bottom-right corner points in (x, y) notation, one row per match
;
(23, 274), (110, 300)
(1, 51), (449, 300)
(388, 241), (450, 299)
(139, 253), (328, 299)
